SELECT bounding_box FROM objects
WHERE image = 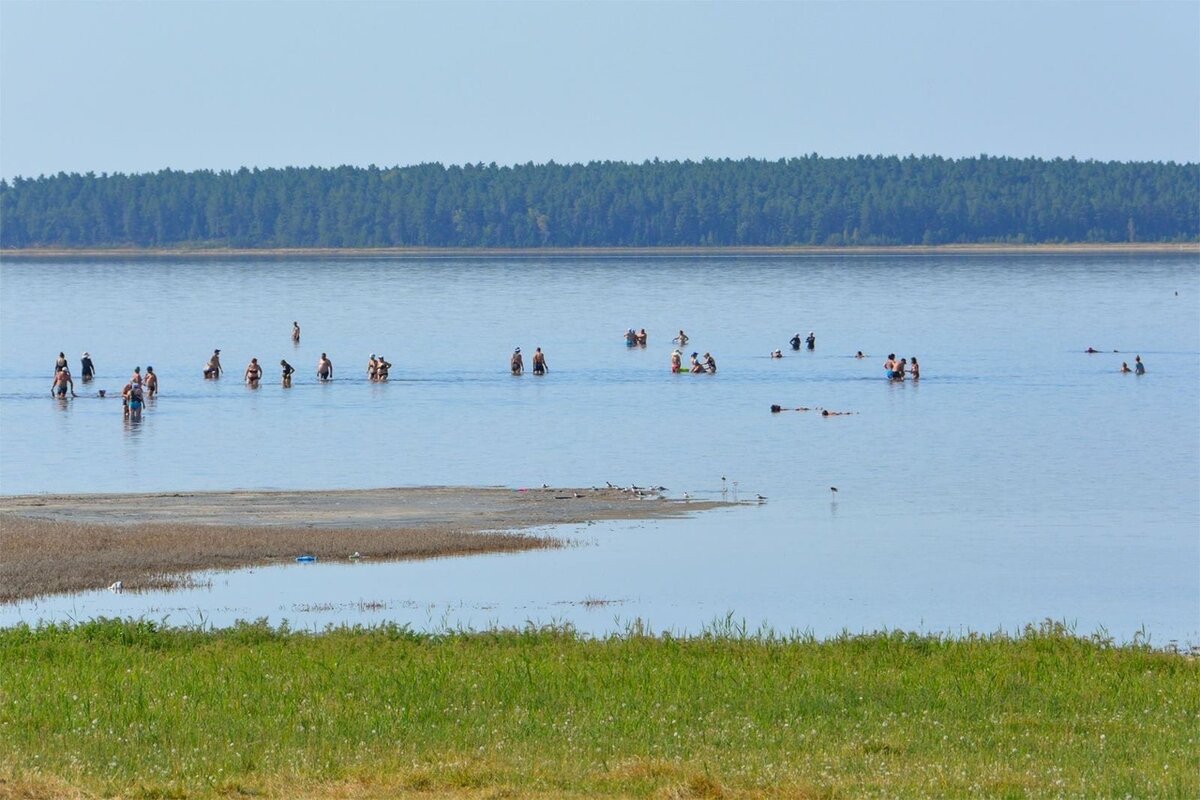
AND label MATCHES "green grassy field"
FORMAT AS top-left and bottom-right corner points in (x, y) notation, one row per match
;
(0, 619), (1195, 799)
